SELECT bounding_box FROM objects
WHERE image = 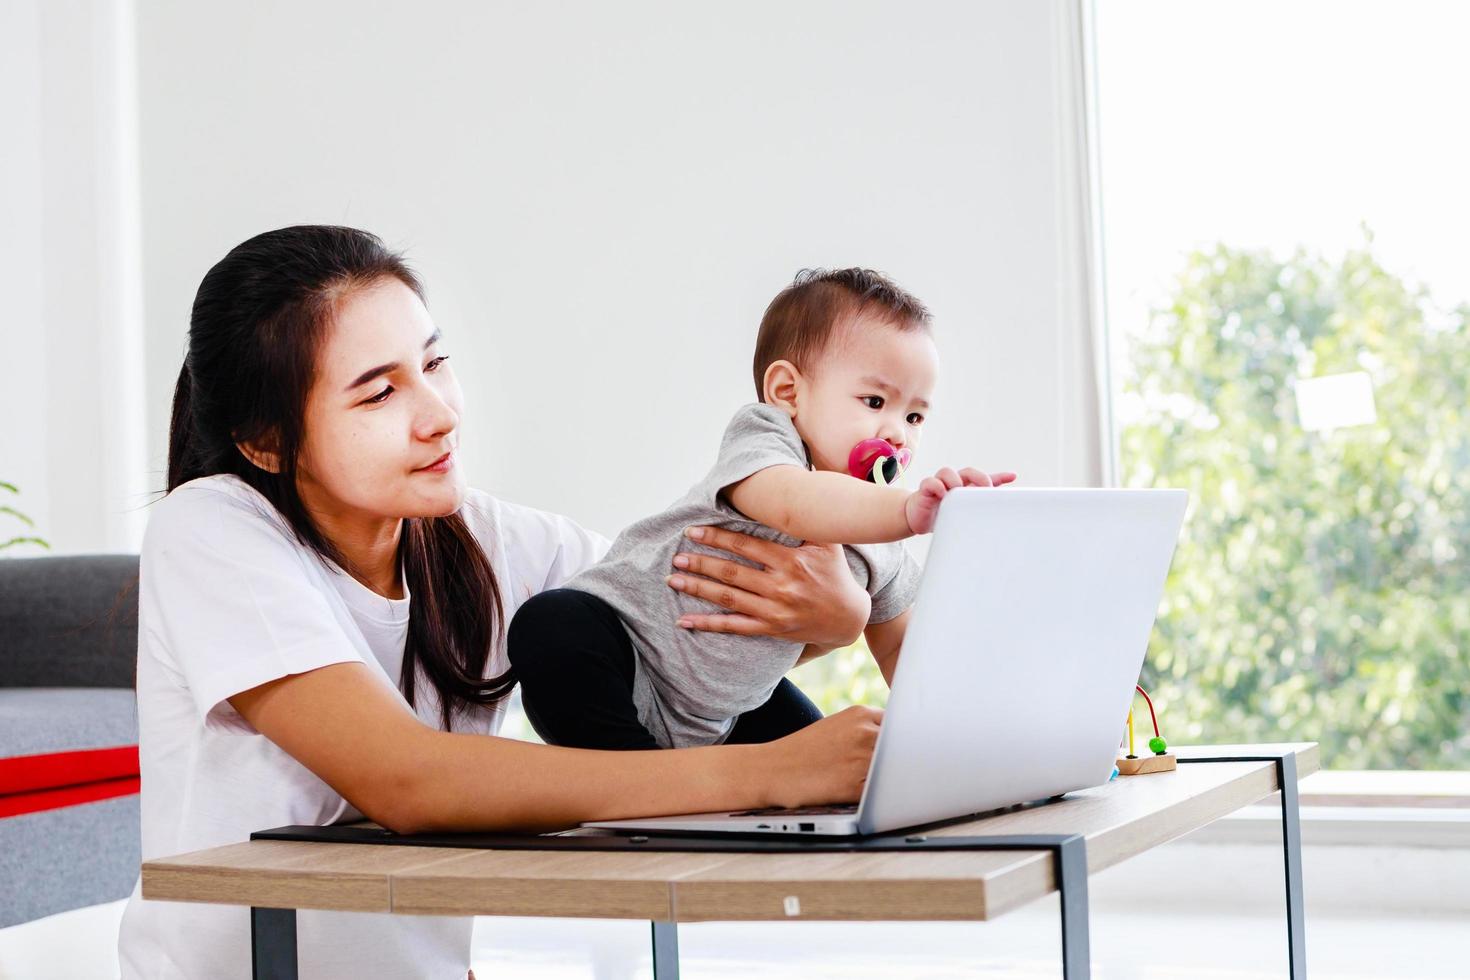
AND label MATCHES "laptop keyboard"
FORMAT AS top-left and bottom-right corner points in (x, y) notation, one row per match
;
(728, 804), (859, 817)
